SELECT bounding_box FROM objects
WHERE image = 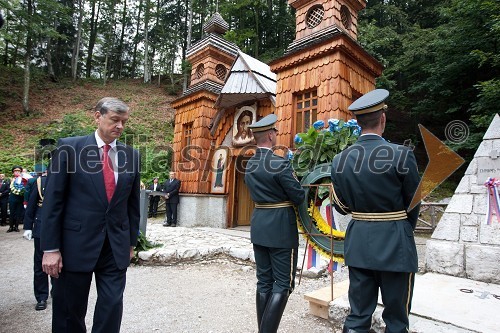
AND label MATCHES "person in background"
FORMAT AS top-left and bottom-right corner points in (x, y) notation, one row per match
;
(244, 114), (305, 333)
(0, 173), (10, 227)
(24, 164), (46, 208)
(330, 89), (421, 333)
(148, 177), (162, 218)
(40, 97), (141, 333)
(162, 171), (181, 227)
(8, 166), (27, 232)
(23, 168), (51, 311)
